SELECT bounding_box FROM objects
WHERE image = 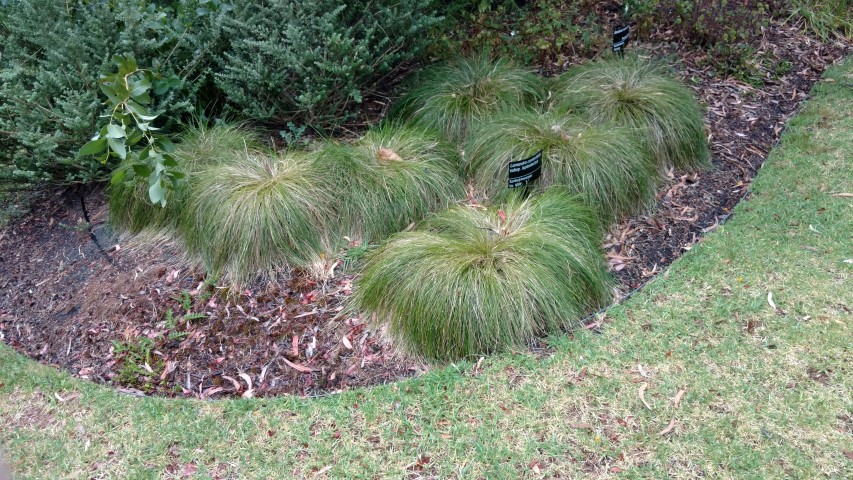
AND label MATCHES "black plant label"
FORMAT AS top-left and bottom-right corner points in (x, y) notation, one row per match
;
(508, 150), (542, 188)
(612, 25), (629, 53)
